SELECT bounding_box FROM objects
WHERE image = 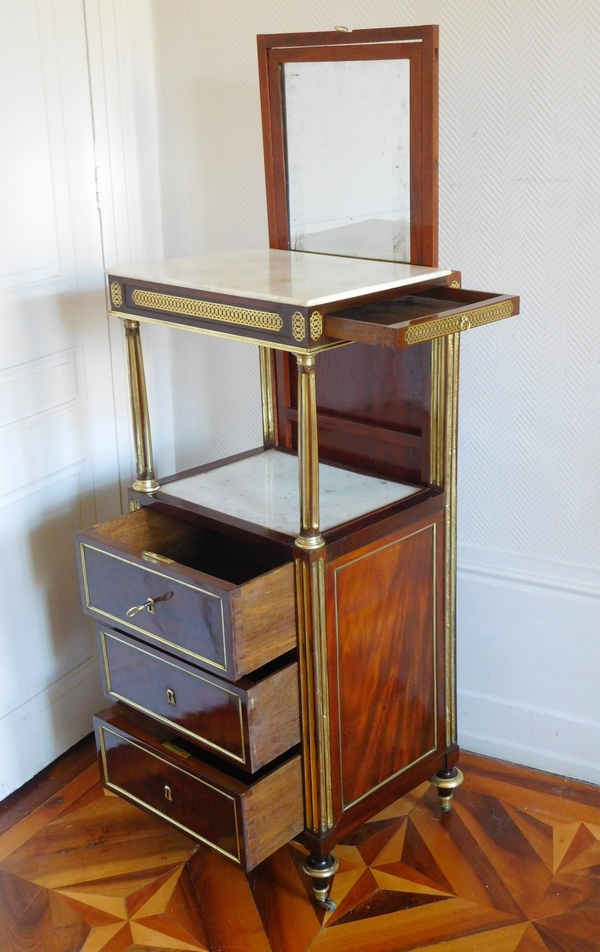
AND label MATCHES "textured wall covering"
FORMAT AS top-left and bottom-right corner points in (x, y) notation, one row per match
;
(149, 0), (600, 779)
